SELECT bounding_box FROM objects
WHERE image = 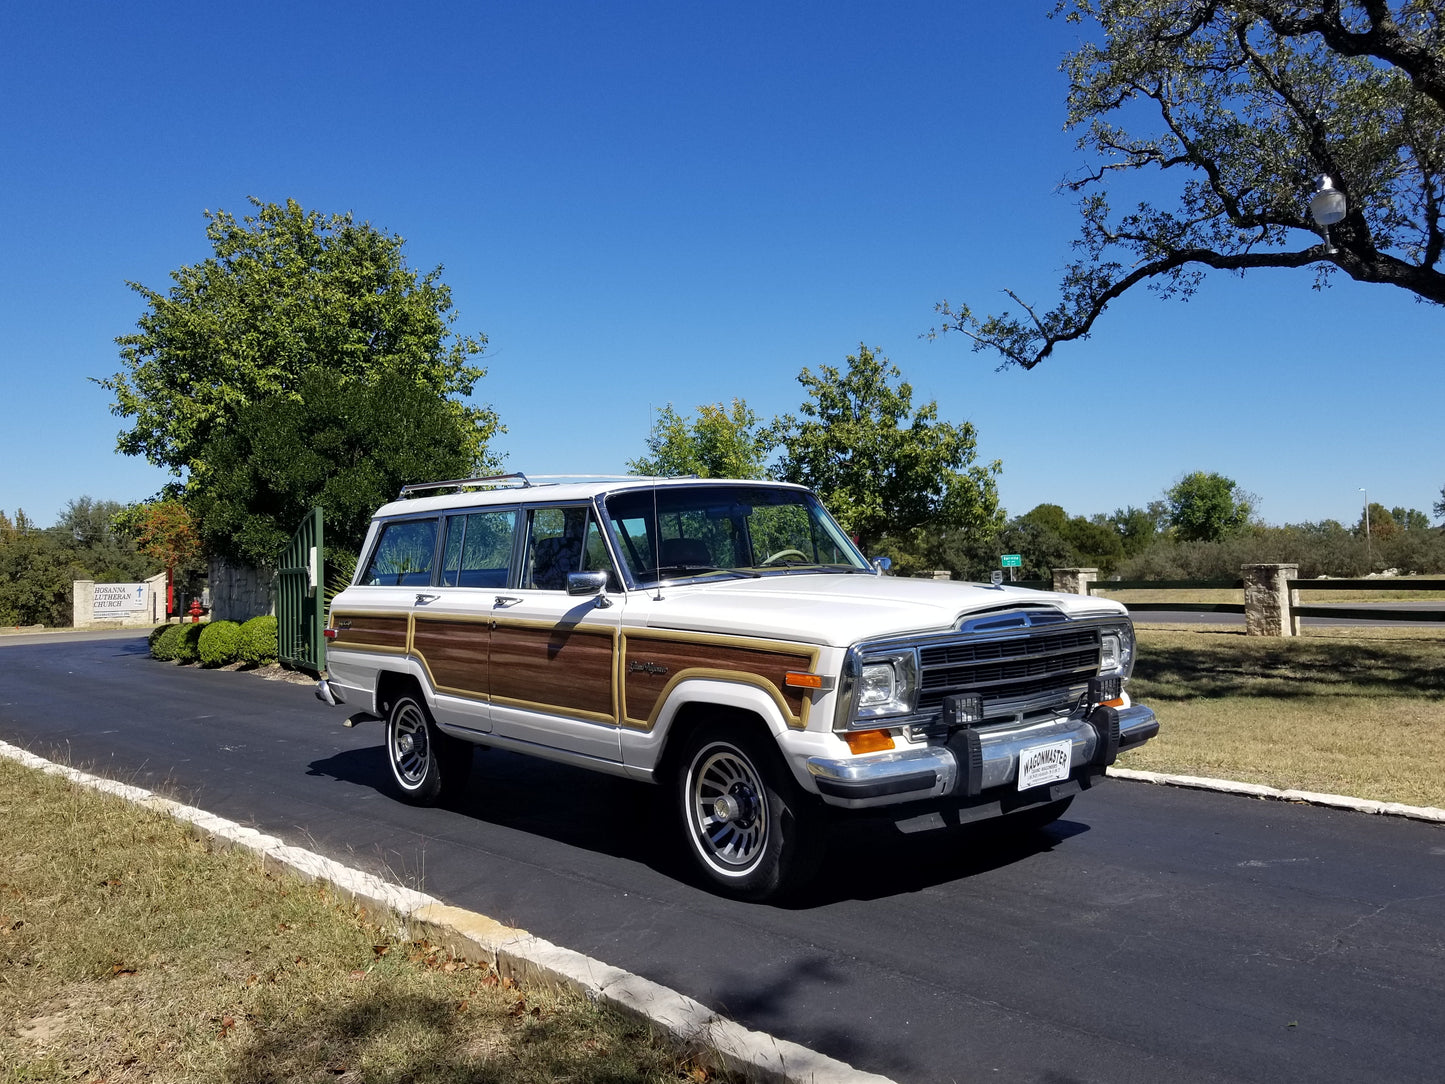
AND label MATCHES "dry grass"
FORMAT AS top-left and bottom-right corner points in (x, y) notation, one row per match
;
(1119, 628), (1445, 807)
(0, 759), (734, 1084)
